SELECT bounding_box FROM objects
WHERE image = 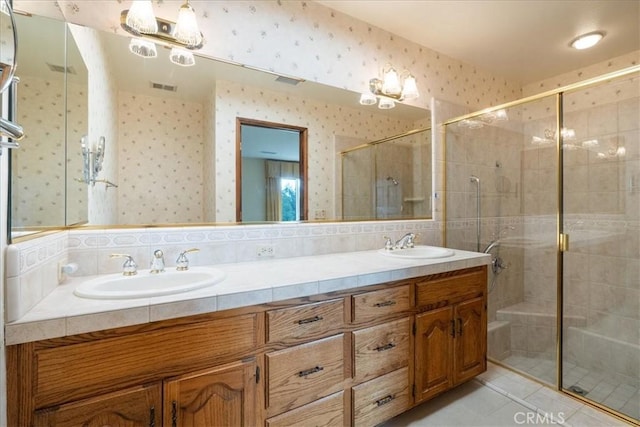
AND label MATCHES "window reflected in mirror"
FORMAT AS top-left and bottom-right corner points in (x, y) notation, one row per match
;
(237, 119), (308, 222)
